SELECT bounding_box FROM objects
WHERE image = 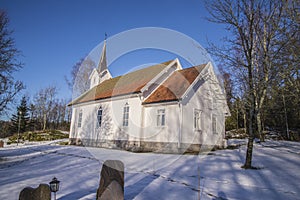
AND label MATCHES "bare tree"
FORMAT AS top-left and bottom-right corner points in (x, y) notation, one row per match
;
(49, 98), (68, 129)
(205, 0), (298, 168)
(0, 11), (24, 114)
(33, 86), (58, 130)
(31, 86), (71, 131)
(65, 57), (96, 98)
